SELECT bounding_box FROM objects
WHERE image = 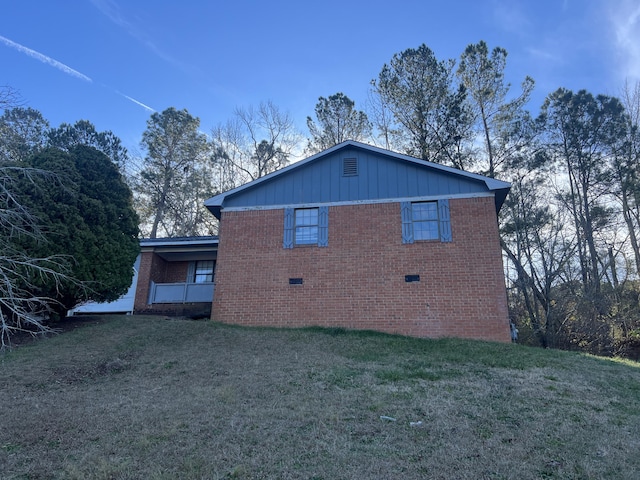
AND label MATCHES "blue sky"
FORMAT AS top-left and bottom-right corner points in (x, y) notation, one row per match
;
(1, 0), (639, 156)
